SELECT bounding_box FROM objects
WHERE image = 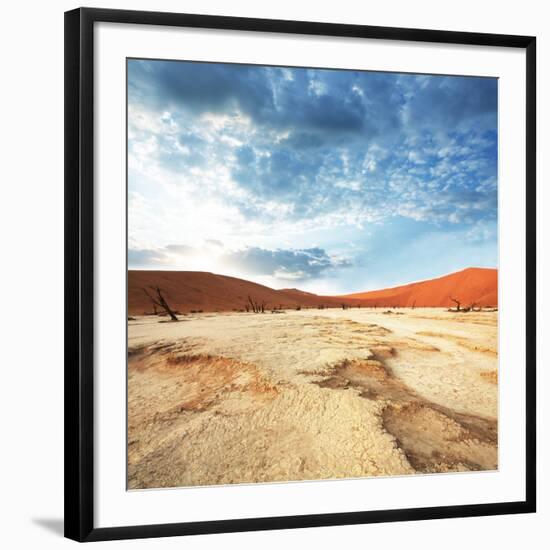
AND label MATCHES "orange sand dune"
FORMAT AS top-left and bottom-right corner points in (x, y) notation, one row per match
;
(341, 267), (497, 308)
(128, 270), (345, 315)
(128, 267), (497, 314)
